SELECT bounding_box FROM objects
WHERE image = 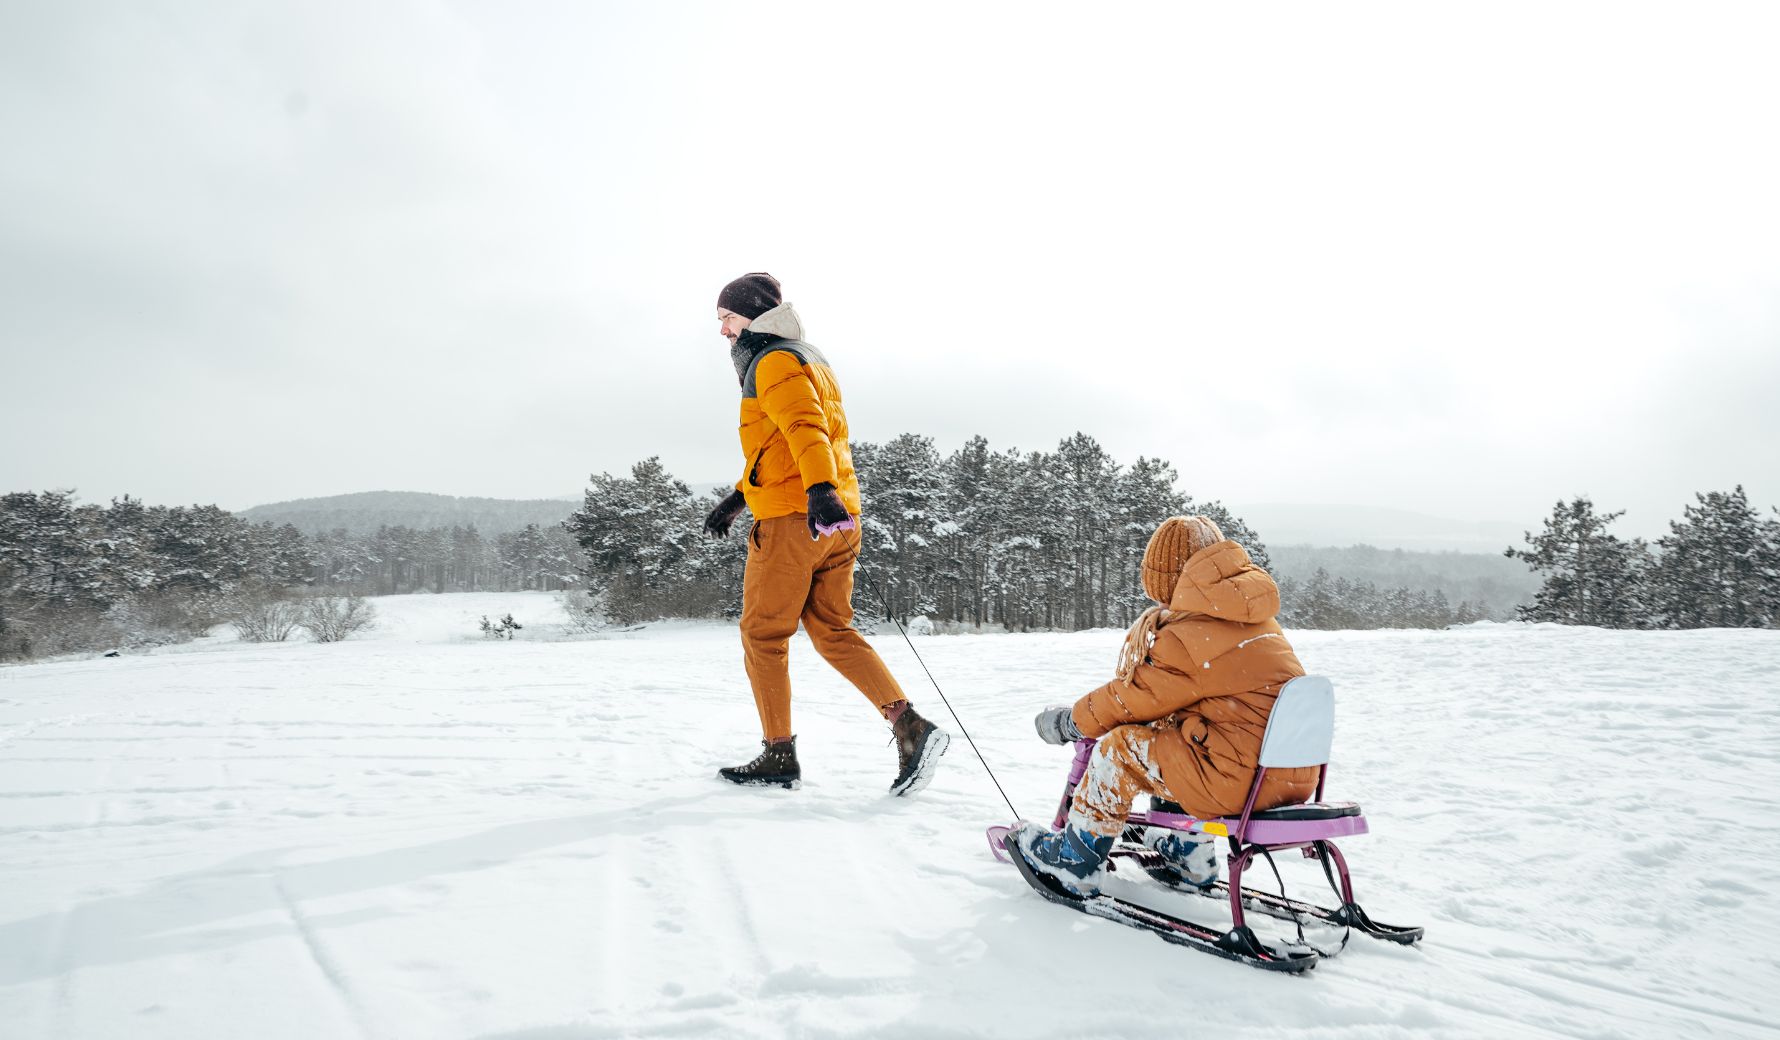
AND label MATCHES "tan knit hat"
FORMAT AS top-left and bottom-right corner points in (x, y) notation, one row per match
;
(1141, 515), (1225, 604)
